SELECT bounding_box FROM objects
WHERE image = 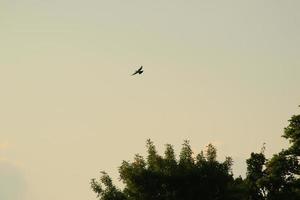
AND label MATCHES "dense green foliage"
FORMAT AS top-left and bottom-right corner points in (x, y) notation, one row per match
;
(91, 108), (300, 200)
